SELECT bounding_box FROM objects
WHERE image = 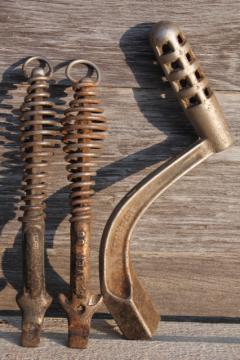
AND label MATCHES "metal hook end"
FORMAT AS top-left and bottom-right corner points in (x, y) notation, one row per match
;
(66, 59), (101, 85)
(22, 56), (53, 79)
